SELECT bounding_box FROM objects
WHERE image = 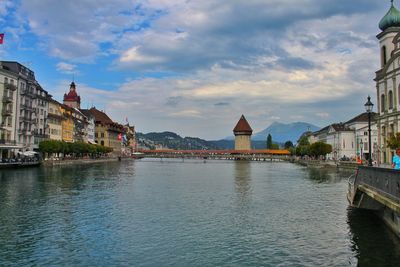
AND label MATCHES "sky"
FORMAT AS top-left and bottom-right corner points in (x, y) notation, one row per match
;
(0, 0), (393, 139)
